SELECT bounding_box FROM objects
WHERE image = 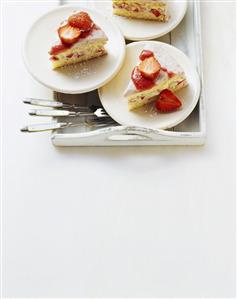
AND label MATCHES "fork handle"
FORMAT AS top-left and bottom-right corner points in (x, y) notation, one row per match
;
(20, 122), (69, 132)
(23, 98), (65, 108)
(23, 98), (91, 111)
(29, 109), (77, 117)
